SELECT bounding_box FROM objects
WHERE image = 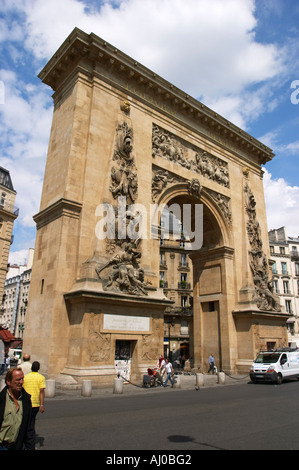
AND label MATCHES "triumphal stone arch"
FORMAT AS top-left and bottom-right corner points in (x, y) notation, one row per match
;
(23, 28), (289, 385)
